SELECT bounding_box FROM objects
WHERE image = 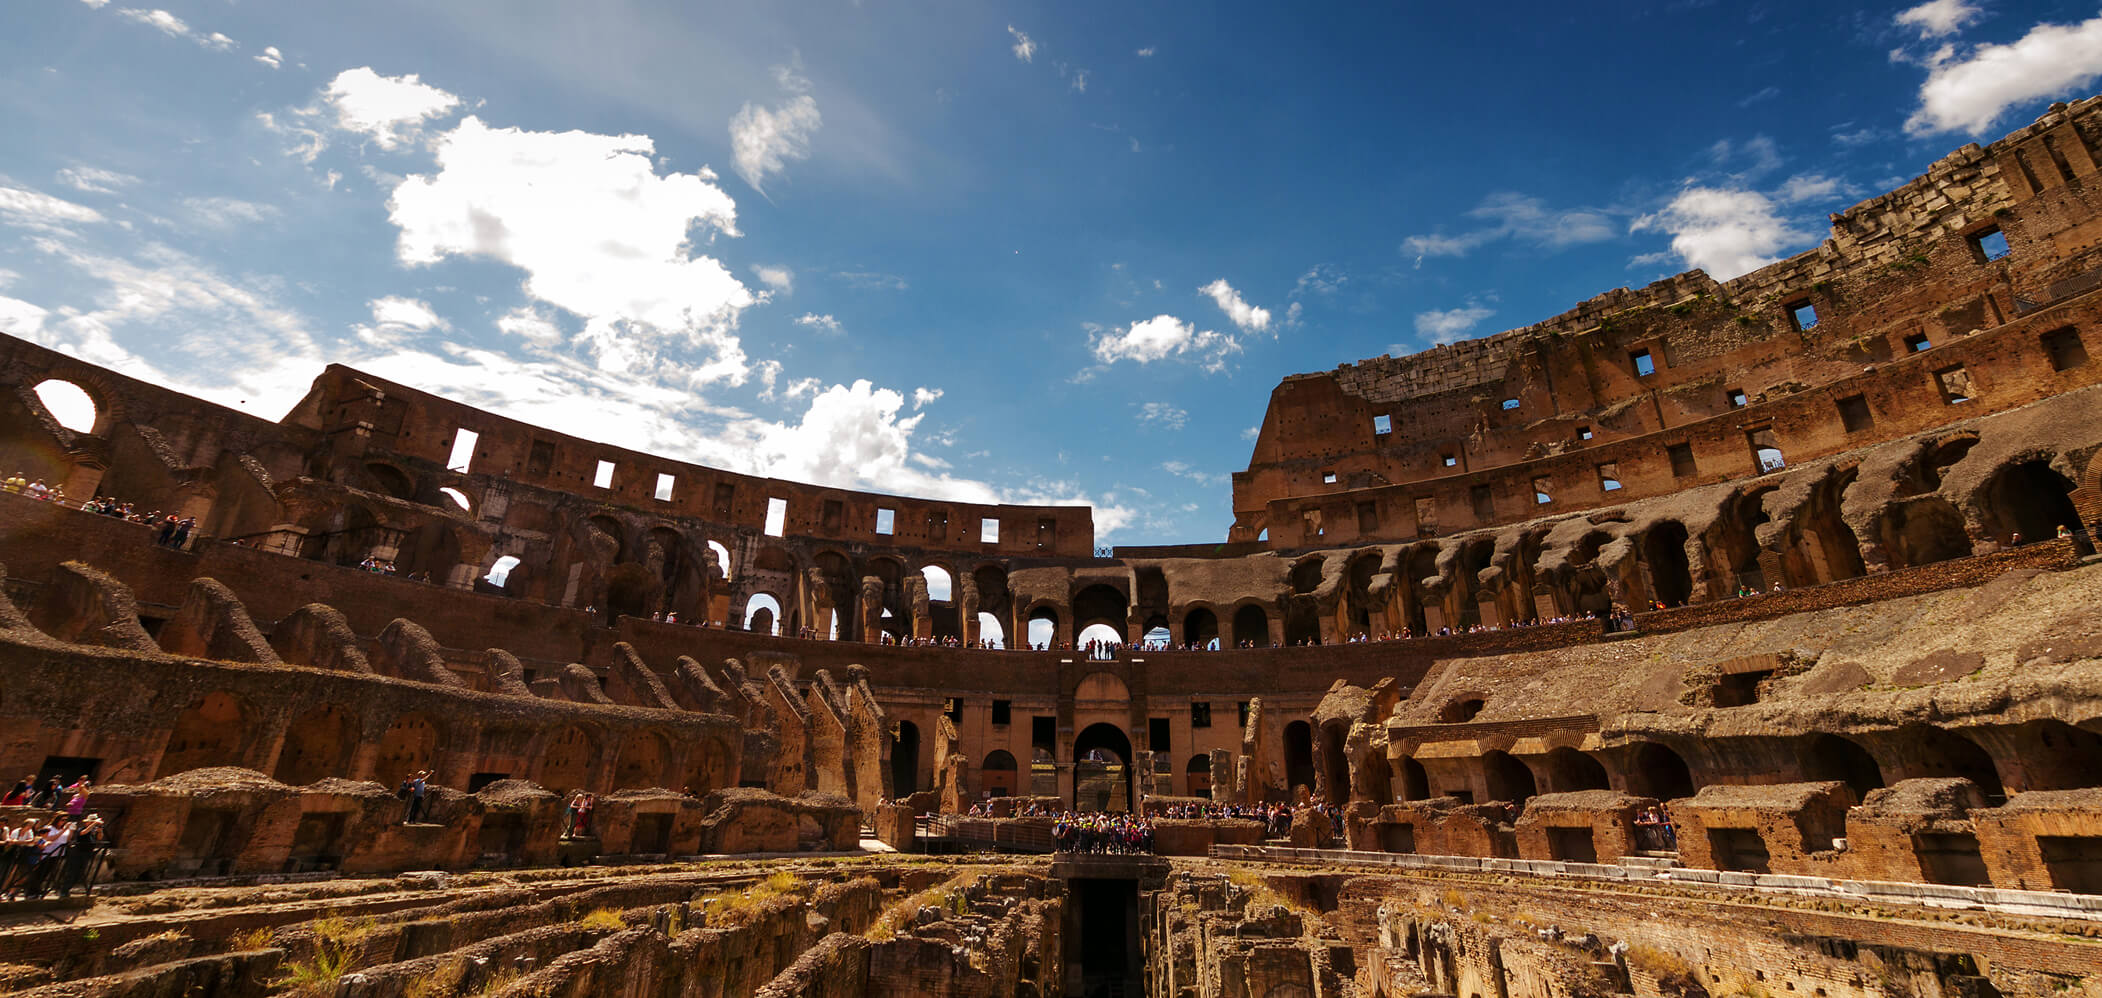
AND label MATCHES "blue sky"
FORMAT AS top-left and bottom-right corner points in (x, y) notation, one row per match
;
(4, 0), (2101, 544)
